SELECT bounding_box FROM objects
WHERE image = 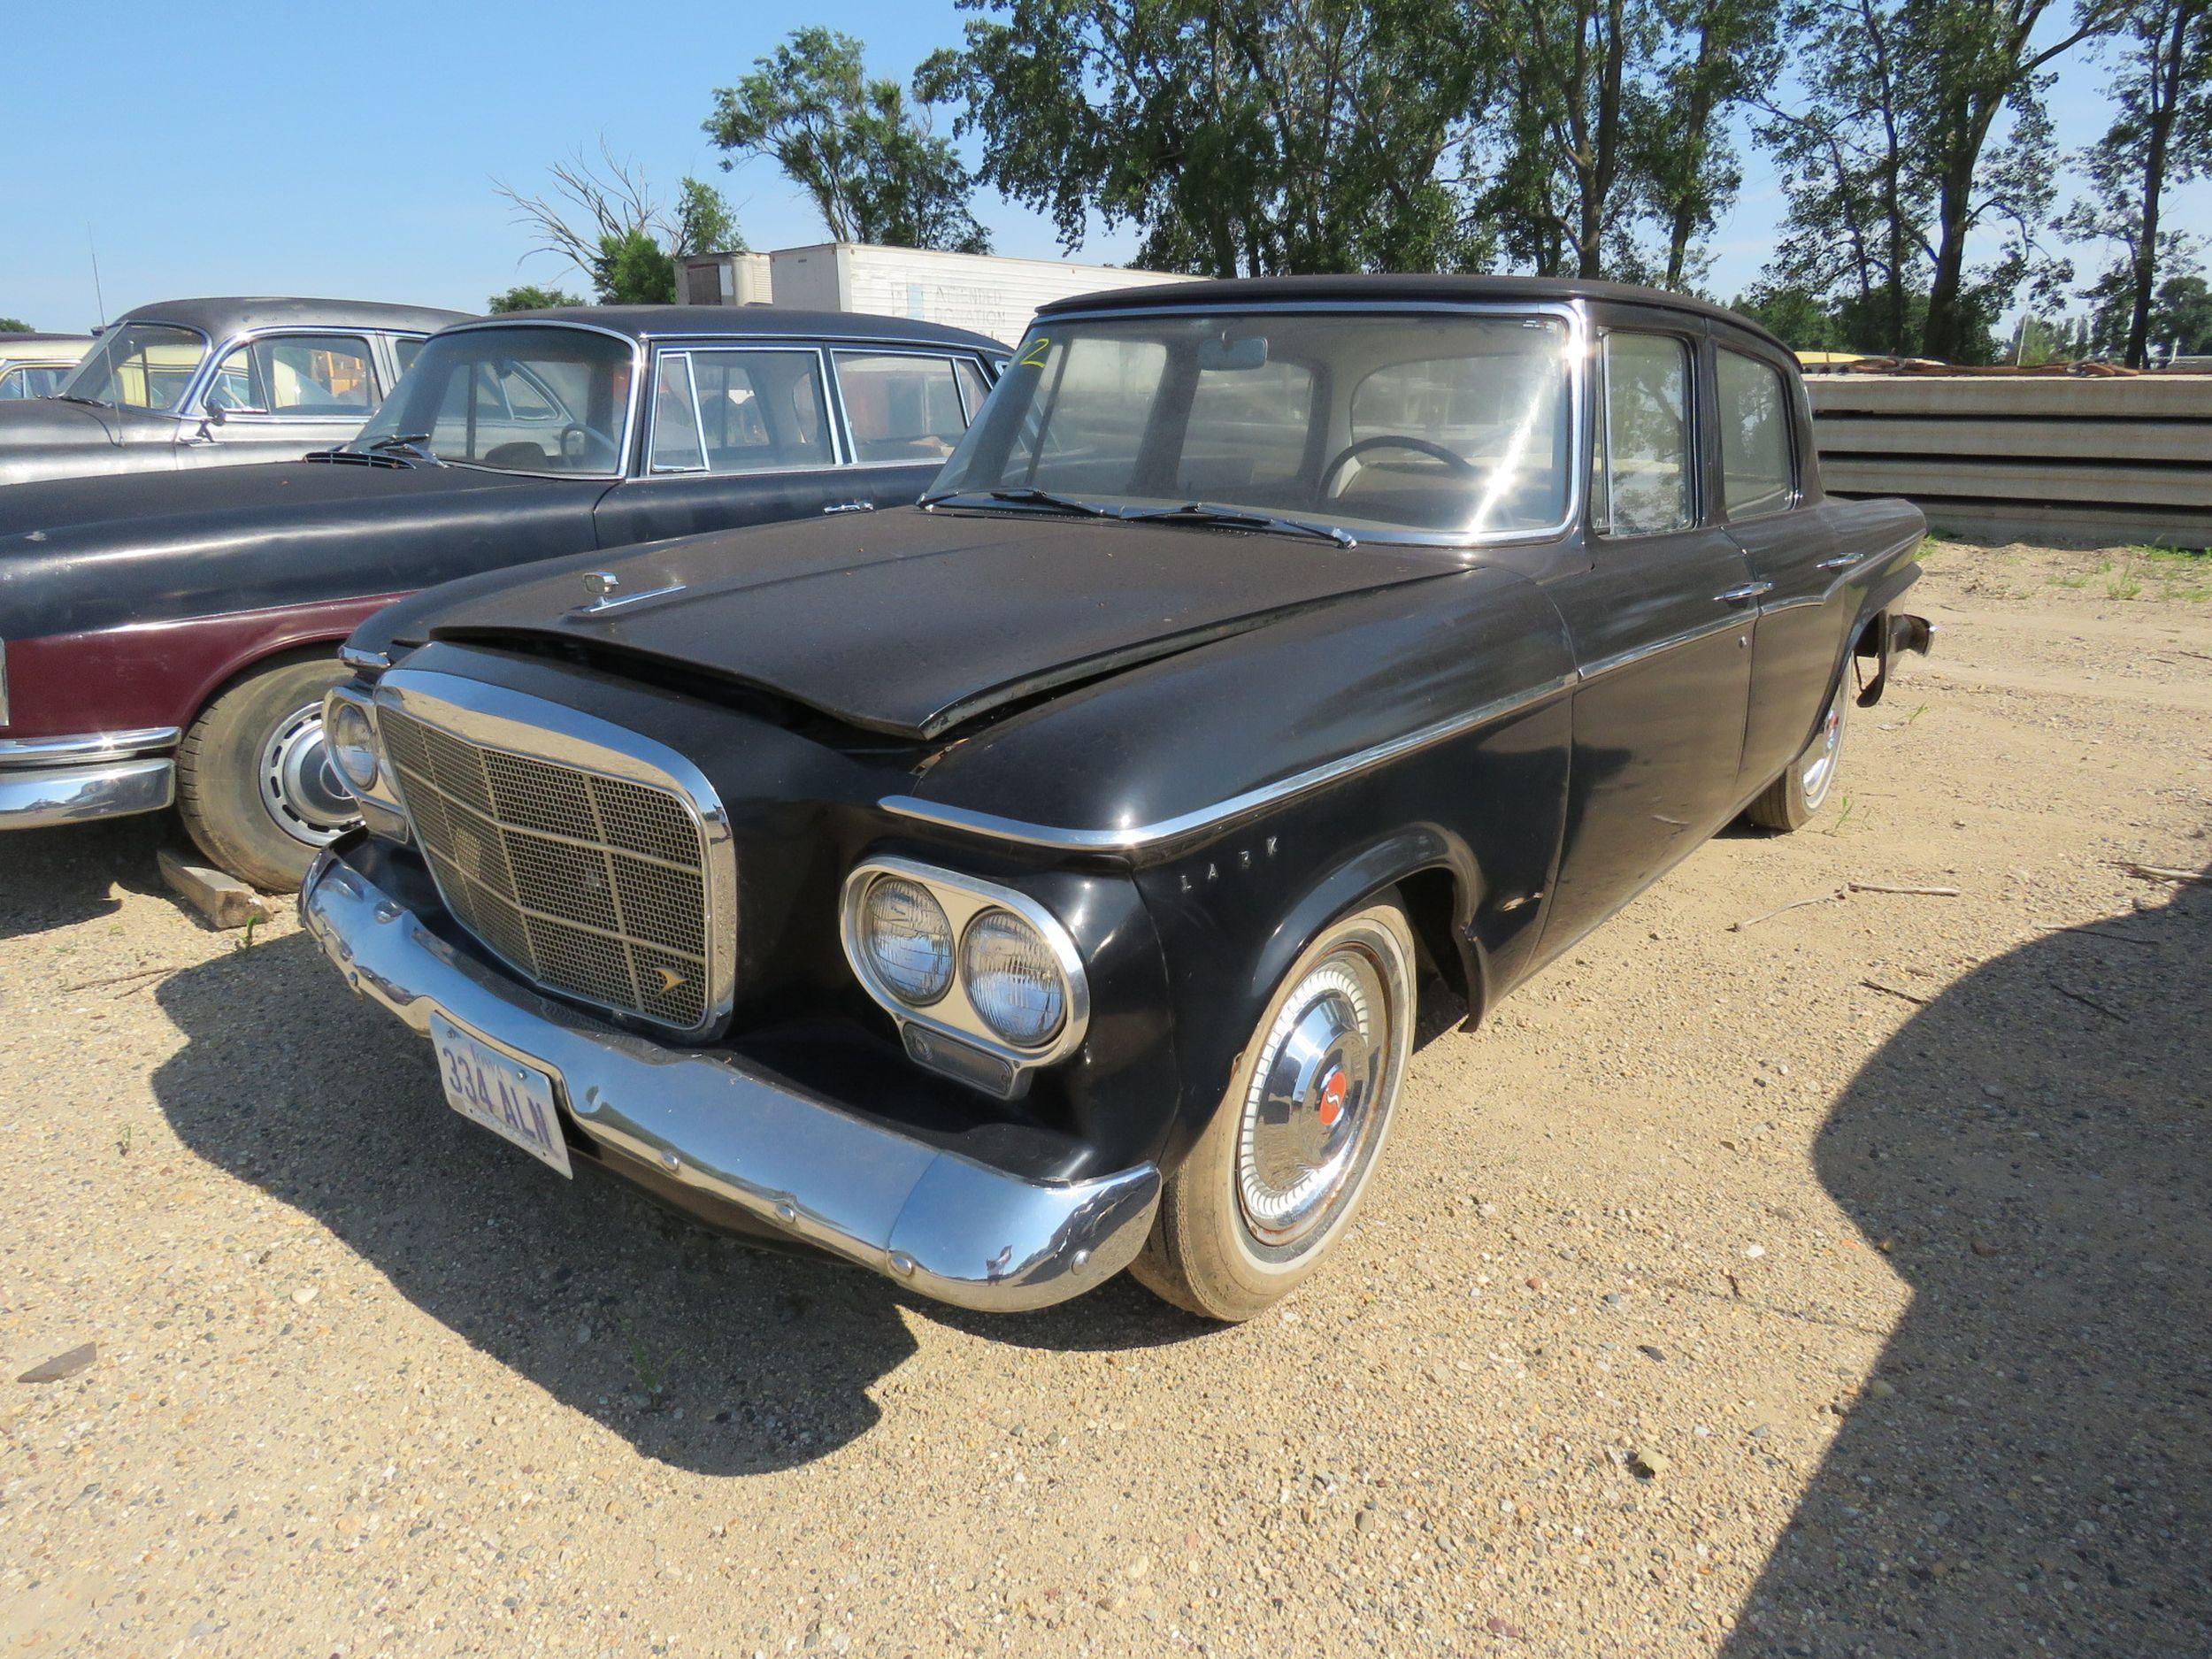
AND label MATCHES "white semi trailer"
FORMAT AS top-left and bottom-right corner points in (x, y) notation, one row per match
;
(680, 242), (1187, 348)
